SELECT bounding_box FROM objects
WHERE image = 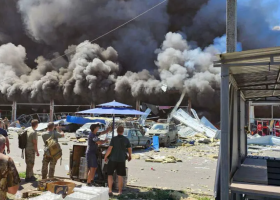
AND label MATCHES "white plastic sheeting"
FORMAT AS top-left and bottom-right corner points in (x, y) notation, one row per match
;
(173, 109), (217, 138)
(64, 186), (109, 200)
(29, 192), (63, 200)
(248, 135), (280, 146)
